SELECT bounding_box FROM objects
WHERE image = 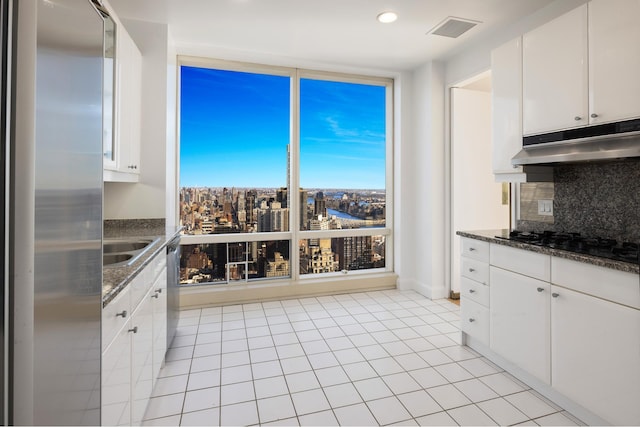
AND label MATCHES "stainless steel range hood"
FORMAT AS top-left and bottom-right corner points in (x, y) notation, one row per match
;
(512, 118), (640, 166)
